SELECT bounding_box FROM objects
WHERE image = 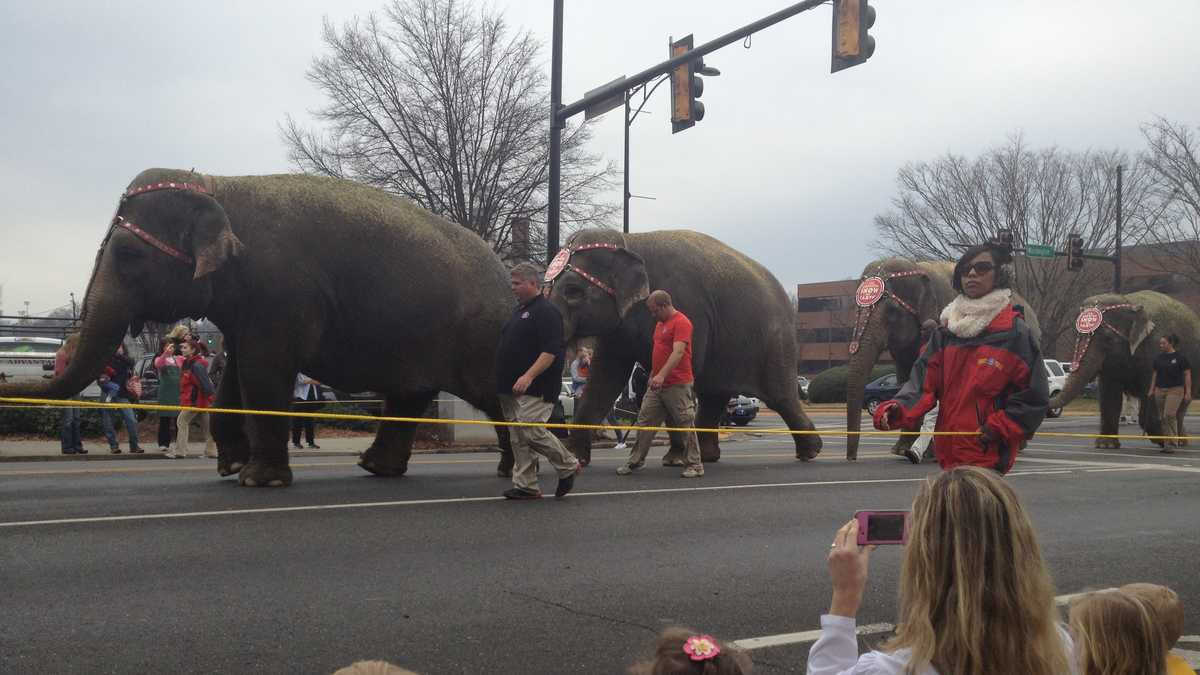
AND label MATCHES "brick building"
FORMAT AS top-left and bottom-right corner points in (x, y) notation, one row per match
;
(795, 242), (1200, 376)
